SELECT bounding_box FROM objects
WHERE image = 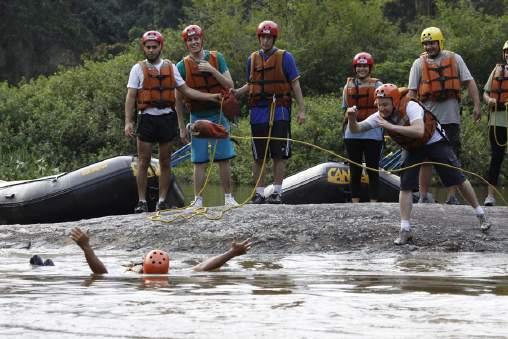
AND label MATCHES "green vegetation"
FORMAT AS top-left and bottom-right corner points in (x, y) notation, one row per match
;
(1, 0), (507, 185)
